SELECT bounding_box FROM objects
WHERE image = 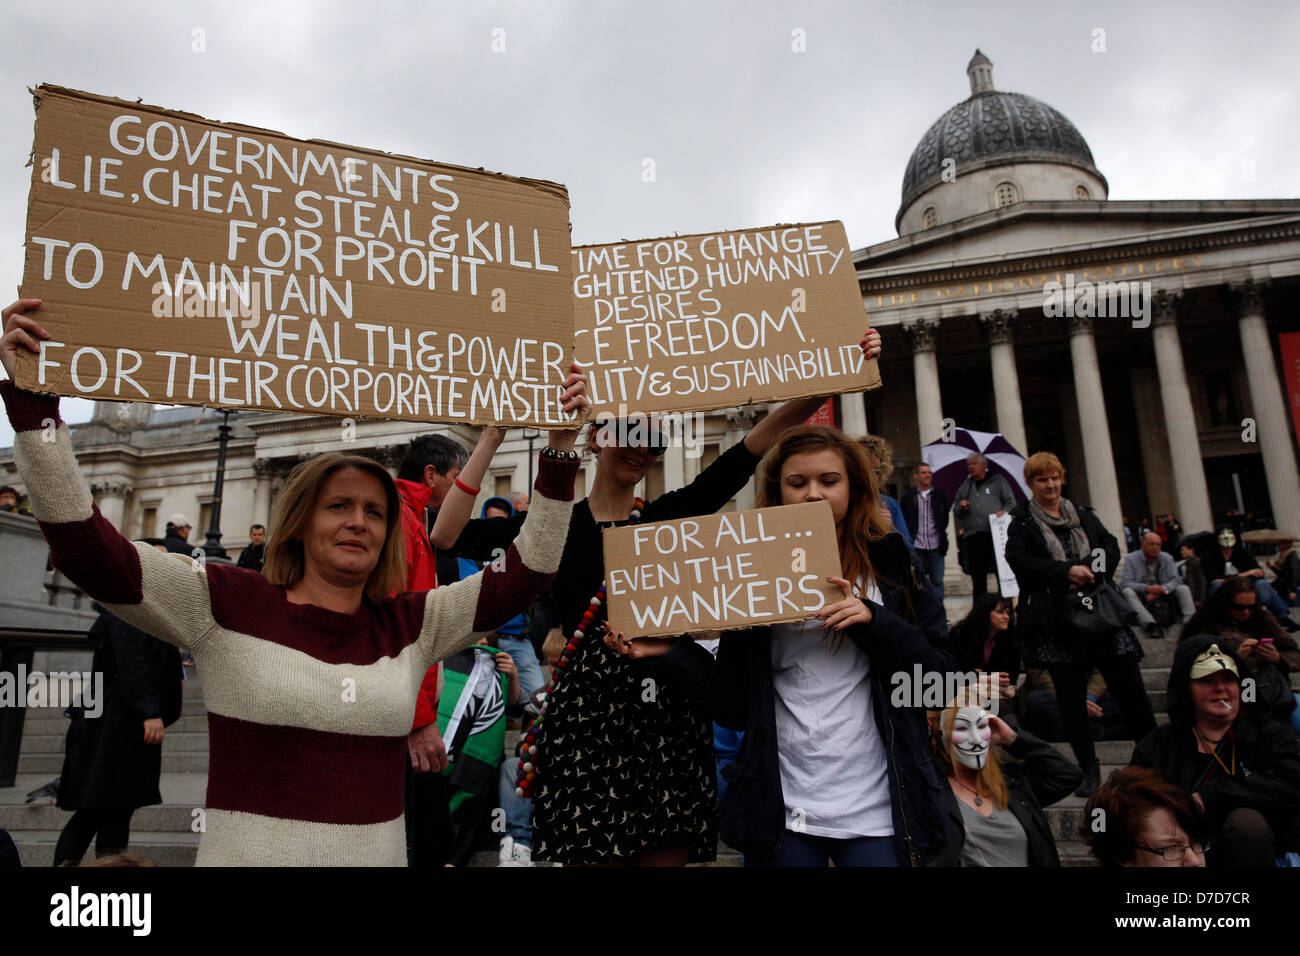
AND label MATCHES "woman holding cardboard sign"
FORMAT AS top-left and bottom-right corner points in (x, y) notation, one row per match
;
(436, 332), (883, 866)
(0, 297), (588, 867)
(607, 425), (955, 867)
